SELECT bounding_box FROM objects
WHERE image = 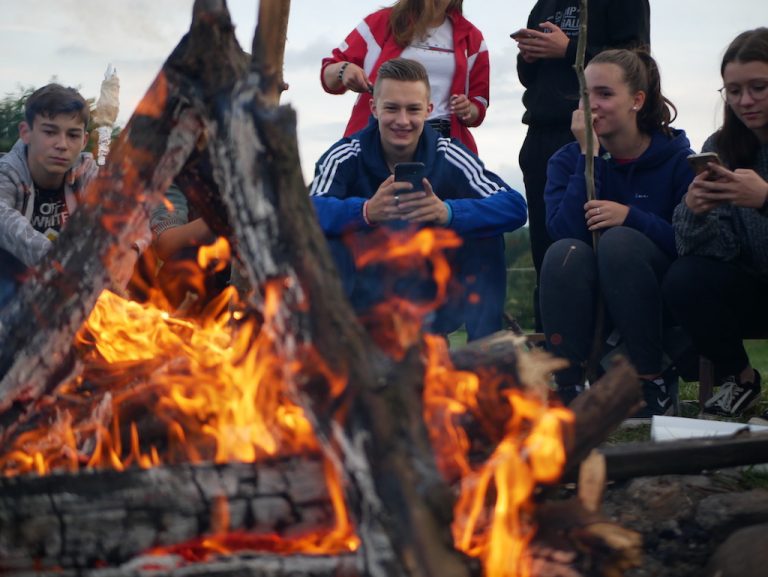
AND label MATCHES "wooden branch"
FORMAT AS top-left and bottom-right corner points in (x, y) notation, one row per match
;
(564, 356), (641, 474)
(0, 95), (205, 441)
(588, 431), (768, 482)
(573, 0), (606, 382)
(253, 0), (292, 106)
(181, 4), (476, 577)
(574, 0), (596, 205)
